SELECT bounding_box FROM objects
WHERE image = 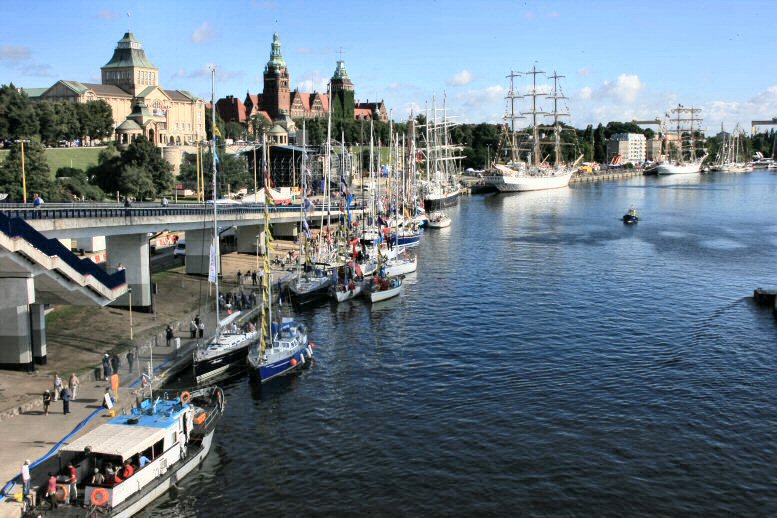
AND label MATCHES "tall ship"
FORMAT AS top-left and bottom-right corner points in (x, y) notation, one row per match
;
(656, 104), (706, 175)
(420, 96), (462, 211)
(485, 67), (577, 192)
